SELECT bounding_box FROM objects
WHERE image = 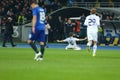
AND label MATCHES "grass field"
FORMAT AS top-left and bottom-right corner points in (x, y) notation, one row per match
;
(0, 48), (120, 80)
